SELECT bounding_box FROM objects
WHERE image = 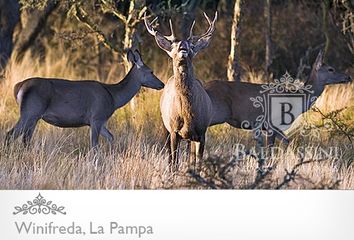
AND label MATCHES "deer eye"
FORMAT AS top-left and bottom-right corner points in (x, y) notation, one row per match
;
(328, 68), (334, 73)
